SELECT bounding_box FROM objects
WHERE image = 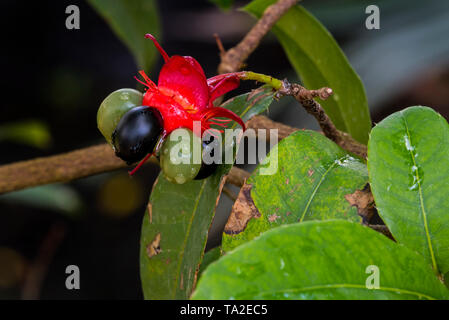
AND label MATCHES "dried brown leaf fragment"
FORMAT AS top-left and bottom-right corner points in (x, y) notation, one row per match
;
(224, 183), (261, 235)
